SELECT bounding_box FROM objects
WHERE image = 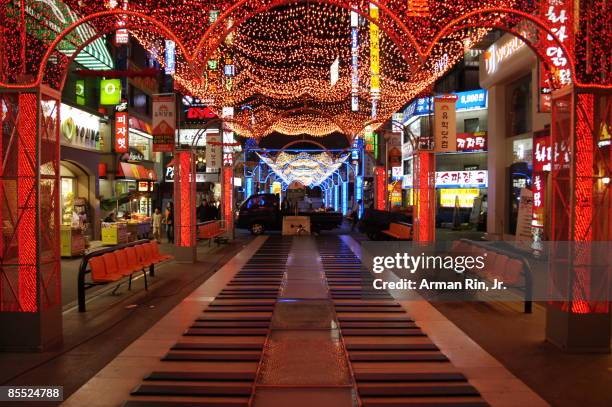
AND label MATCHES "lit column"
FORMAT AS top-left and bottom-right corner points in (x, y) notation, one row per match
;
(223, 166), (234, 238)
(355, 175), (364, 216)
(245, 176), (253, 198)
(546, 88), (611, 352)
(414, 151), (435, 242)
(0, 87), (62, 350)
(342, 177), (349, 215)
(174, 150), (197, 258)
(374, 166), (386, 210)
(334, 182), (340, 212)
